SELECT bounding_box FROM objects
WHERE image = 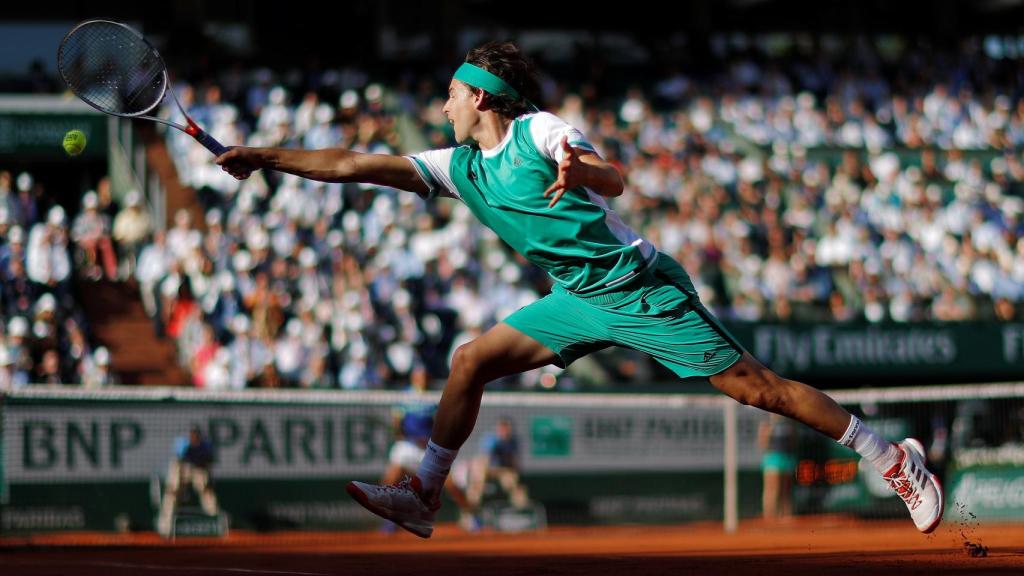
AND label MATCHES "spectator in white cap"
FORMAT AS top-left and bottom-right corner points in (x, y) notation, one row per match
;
(1, 322), (31, 388)
(136, 230), (169, 331)
(32, 292), (60, 350)
(113, 190), (152, 276)
(13, 172), (39, 226)
(27, 206), (71, 298)
(167, 209), (194, 261)
(203, 208), (230, 266)
(228, 314), (270, 389)
(72, 191), (117, 280)
(84, 346), (118, 388)
(274, 318), (308, 387)
(0, 224), (26, 281)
